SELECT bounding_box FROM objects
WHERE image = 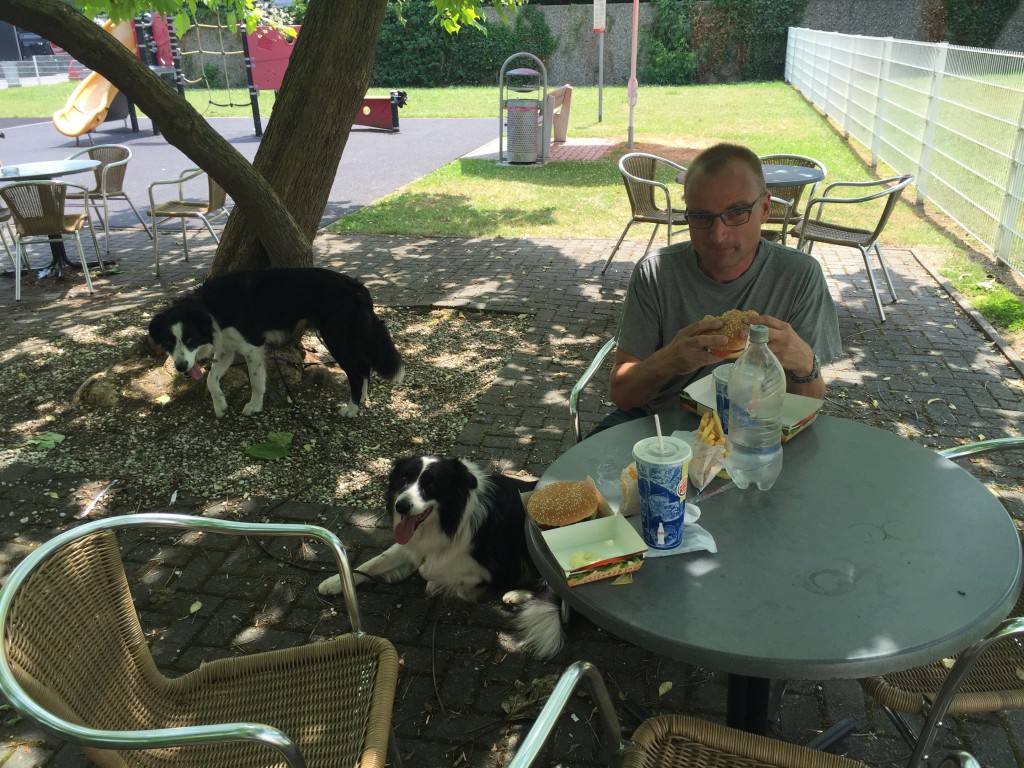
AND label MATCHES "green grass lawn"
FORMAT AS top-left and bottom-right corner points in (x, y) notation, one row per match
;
(3, 79), (1020, 337)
